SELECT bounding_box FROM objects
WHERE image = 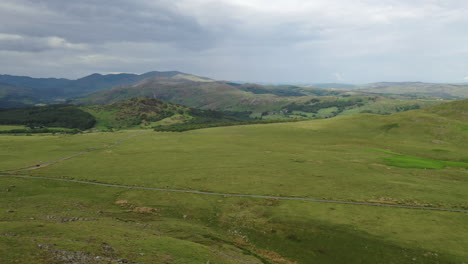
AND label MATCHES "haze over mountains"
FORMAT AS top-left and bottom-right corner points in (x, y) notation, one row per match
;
(2, 71), (468, 110)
